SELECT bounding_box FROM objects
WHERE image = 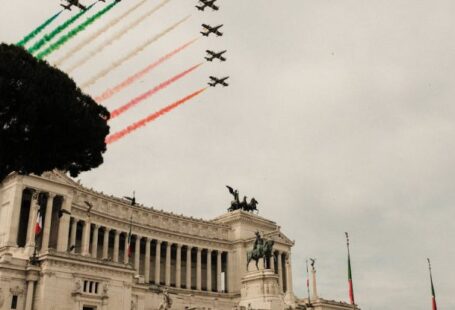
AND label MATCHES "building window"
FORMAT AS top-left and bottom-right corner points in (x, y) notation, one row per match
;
(82, 280), (100, 294)
(11, 295), (18, 309)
